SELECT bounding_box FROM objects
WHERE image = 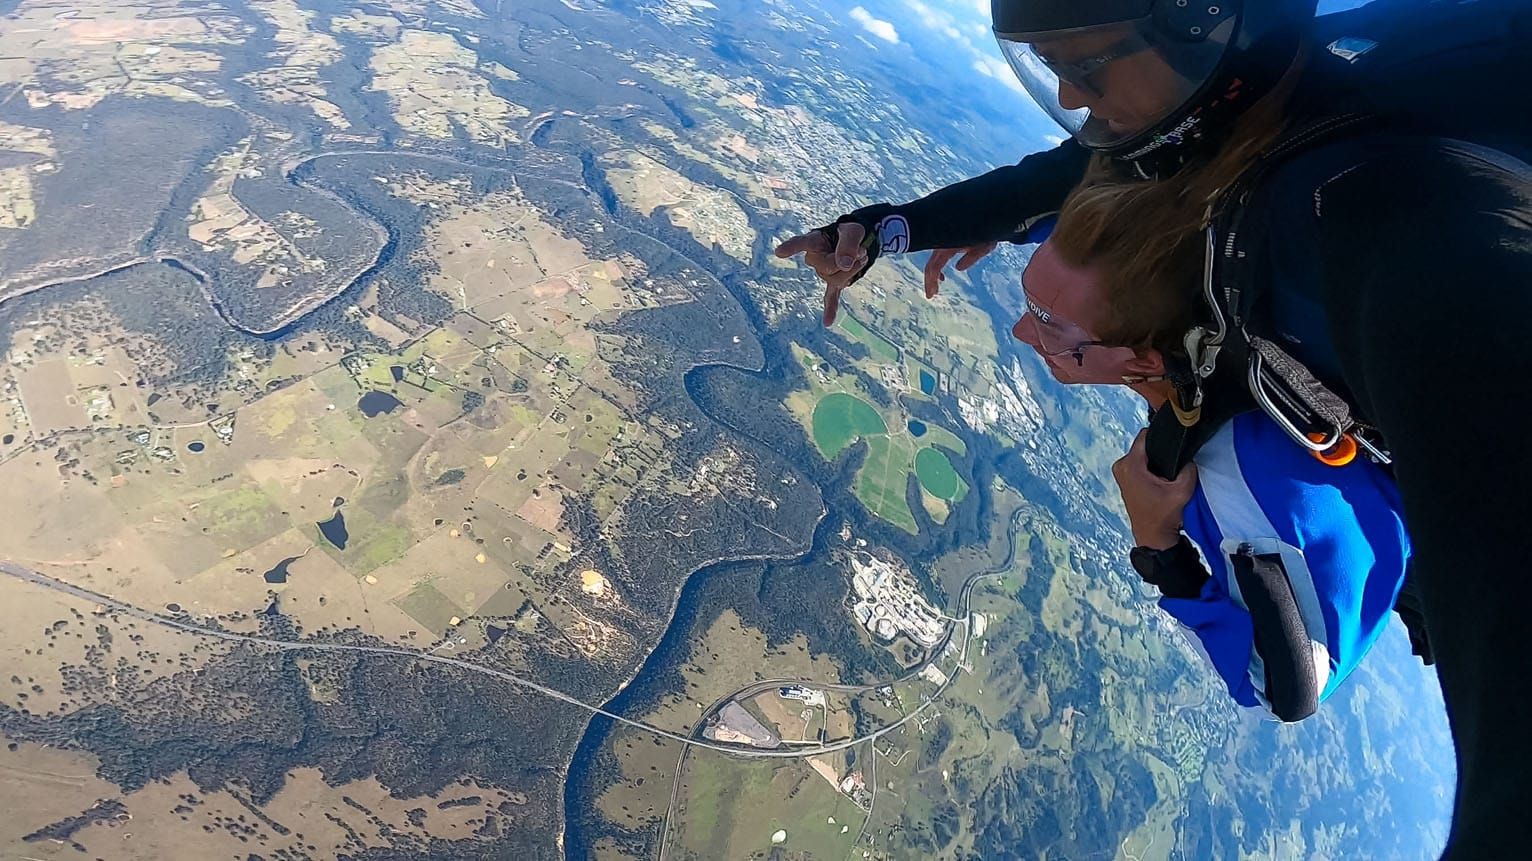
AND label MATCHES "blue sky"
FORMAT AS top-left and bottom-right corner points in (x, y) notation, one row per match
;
(839, 0), (1387, 143)
(842, 0), (1026, 93)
